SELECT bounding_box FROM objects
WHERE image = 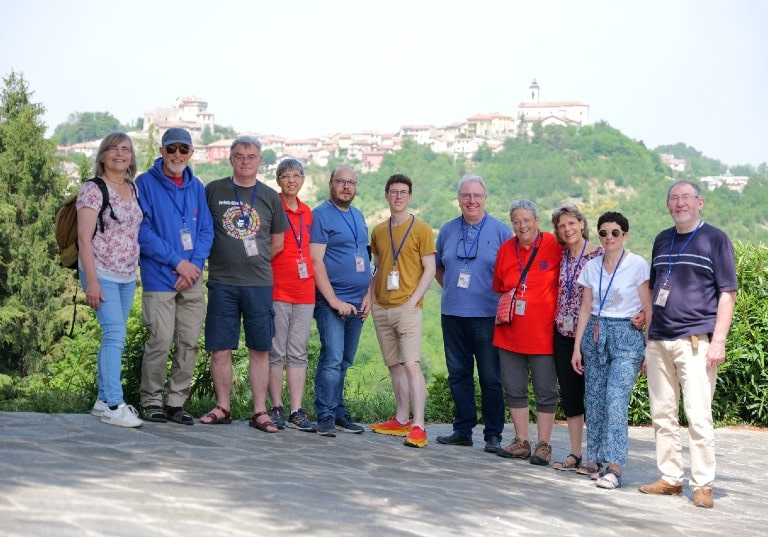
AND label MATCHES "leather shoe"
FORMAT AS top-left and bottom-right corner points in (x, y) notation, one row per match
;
(484, 436), (501, 453)
(436, 431), (473, 446)
(638, 478), (683, 495)
(693, 488), (714, 508)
